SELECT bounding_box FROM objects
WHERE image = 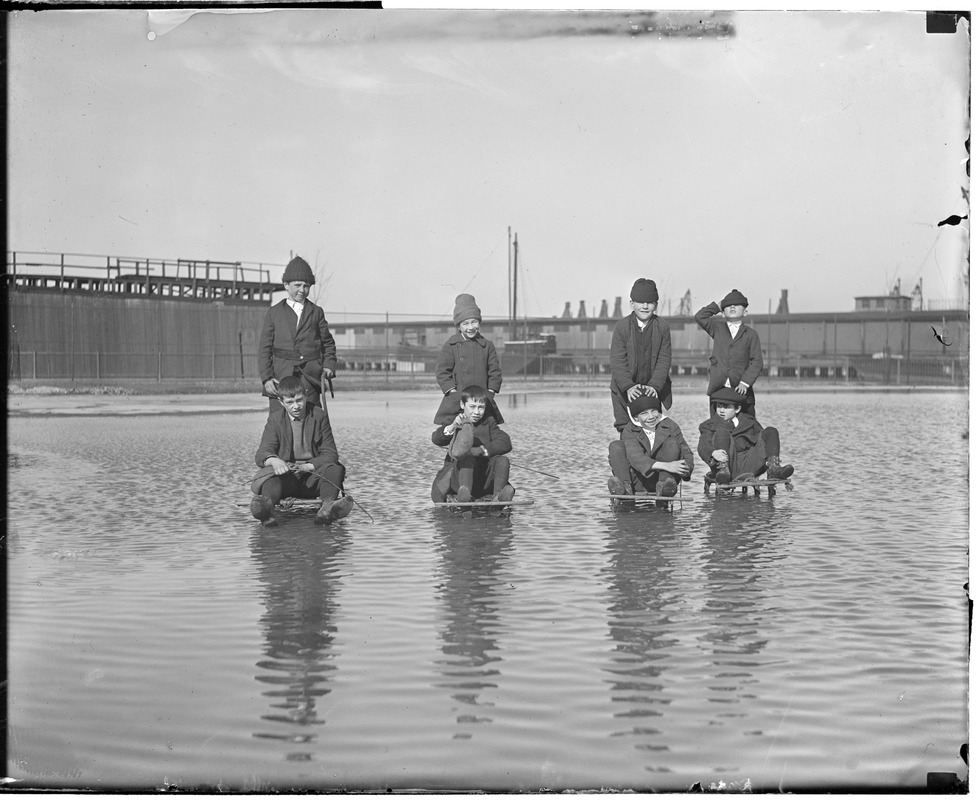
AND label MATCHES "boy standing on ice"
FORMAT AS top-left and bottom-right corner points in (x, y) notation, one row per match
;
(258, 255), (337, 414)
(431, 385), (516, 504)
(250, 376), (353, 527)
(609, 278), (673, 434)
(433, 293), (504, 426)
(694, 289), (762, 417)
